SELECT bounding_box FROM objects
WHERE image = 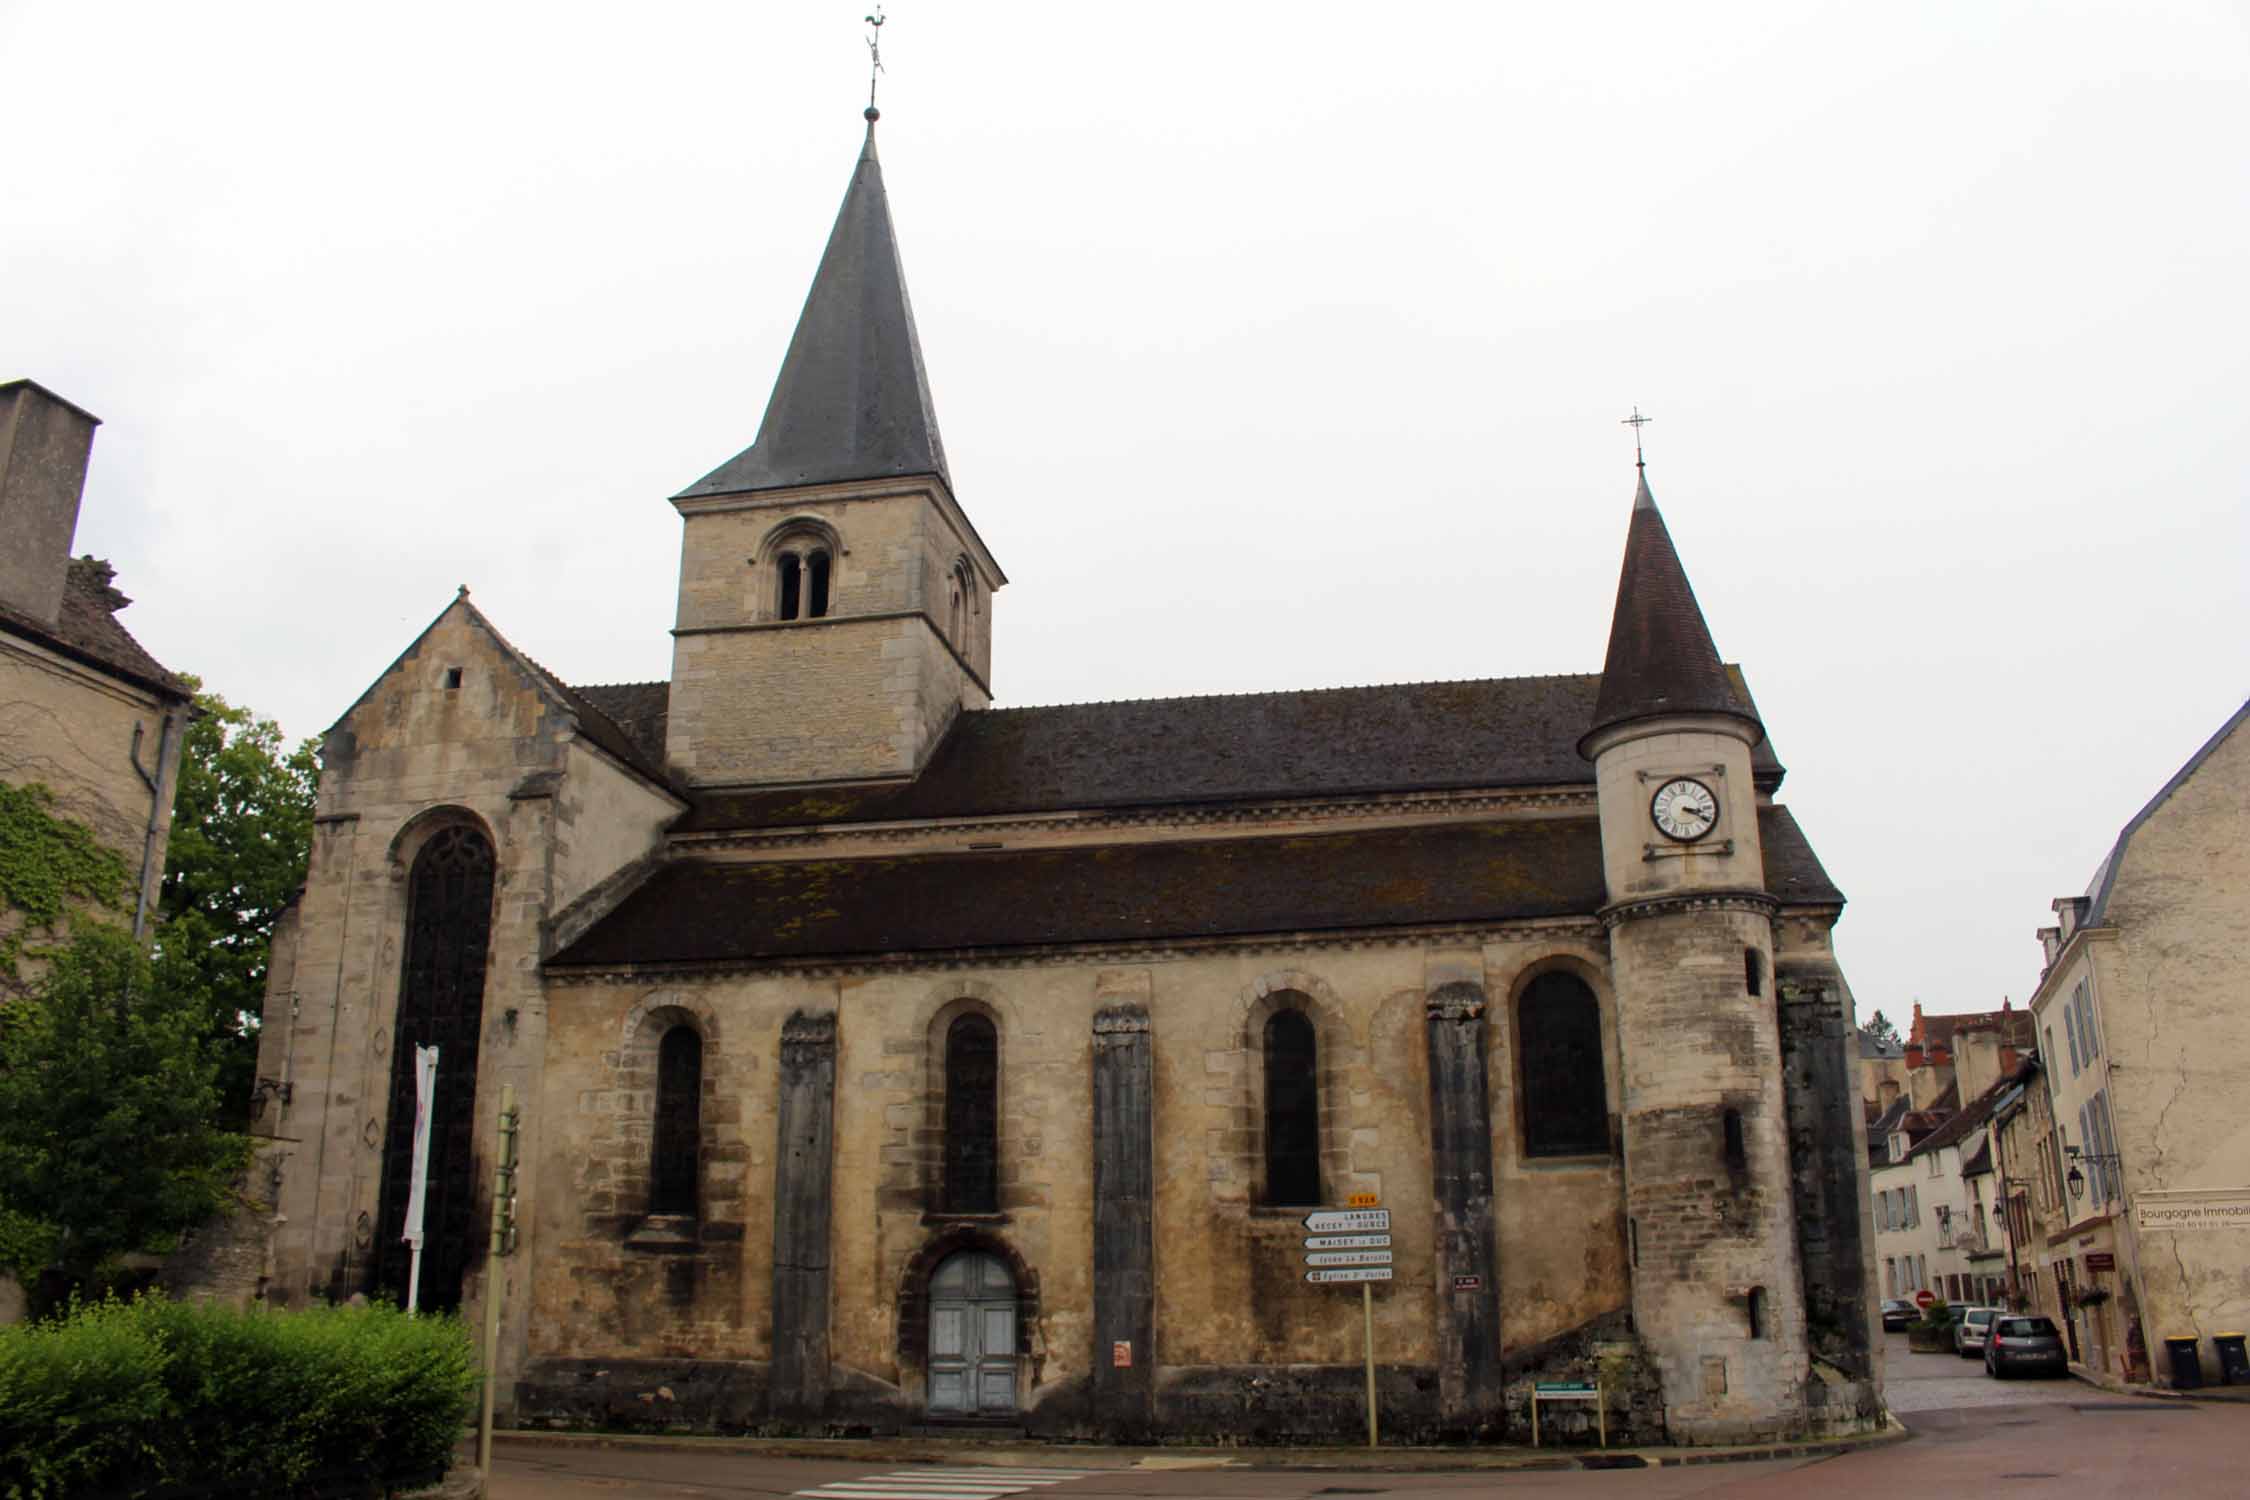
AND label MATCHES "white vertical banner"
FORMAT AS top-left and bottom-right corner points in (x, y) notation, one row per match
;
(402, 1044), (439, 1312)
